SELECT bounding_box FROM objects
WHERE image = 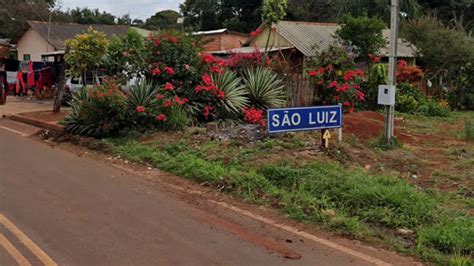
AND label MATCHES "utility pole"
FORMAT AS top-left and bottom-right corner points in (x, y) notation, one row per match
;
(384, 0), (400, 143)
